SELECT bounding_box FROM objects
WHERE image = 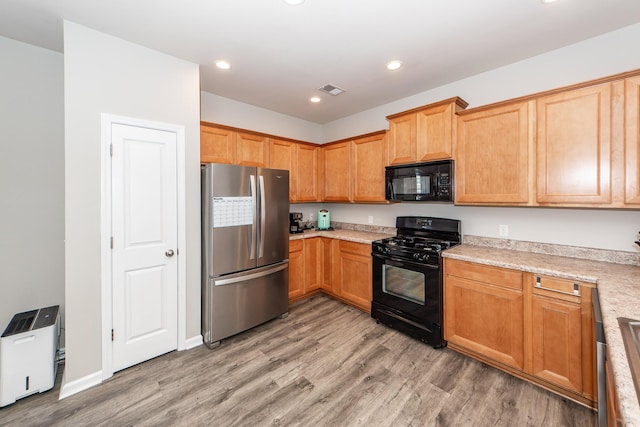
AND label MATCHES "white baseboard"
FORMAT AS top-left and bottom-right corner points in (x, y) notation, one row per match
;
(59, 336), (202, 400)
(58, 369), (103, 400)
(185, 334), (203, 350)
